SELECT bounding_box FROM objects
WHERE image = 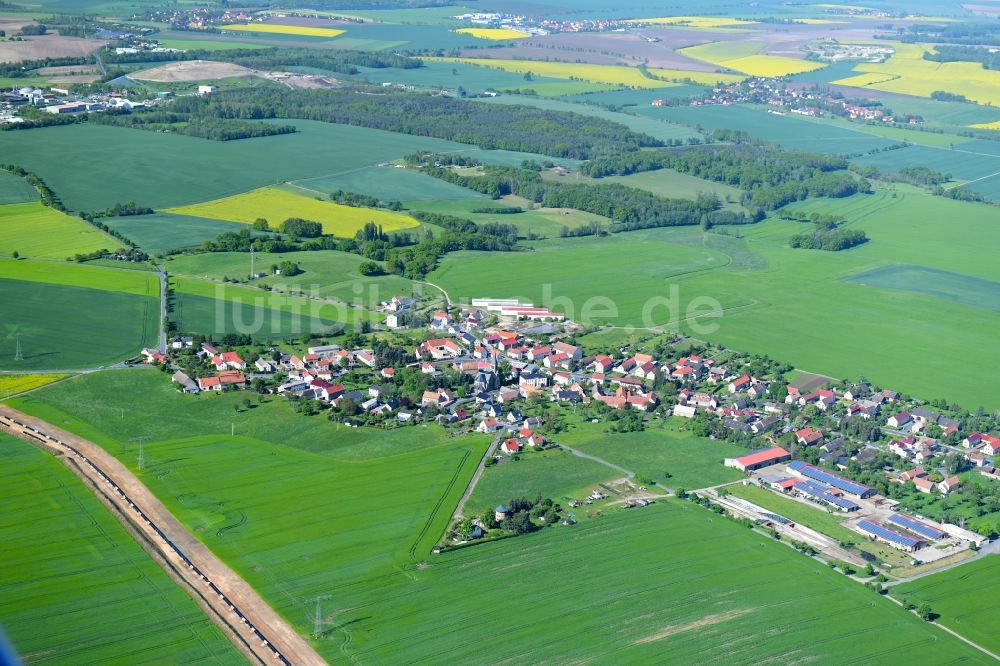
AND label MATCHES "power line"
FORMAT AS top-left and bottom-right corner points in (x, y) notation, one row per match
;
(14, 333), (23, 361)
